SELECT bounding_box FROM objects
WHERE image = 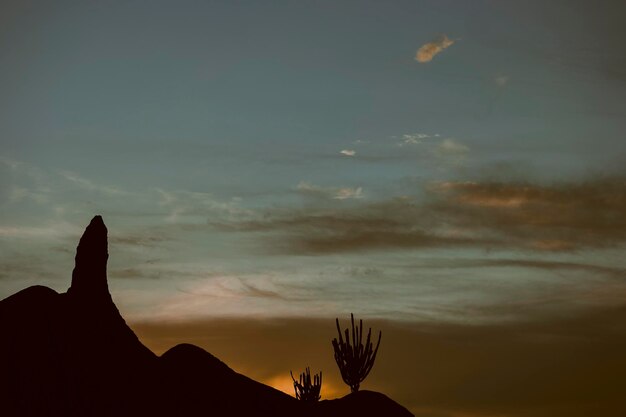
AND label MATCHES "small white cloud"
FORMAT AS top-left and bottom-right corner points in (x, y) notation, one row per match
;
(438, 139), (469, 154)
(495, 75), (509, 87)
(333, 187), (363, 200)
(415, 35), (455, 63)
(340, 149), (356, 156)
(399, 133), (431, 146)
(297, 181), (363, 200)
